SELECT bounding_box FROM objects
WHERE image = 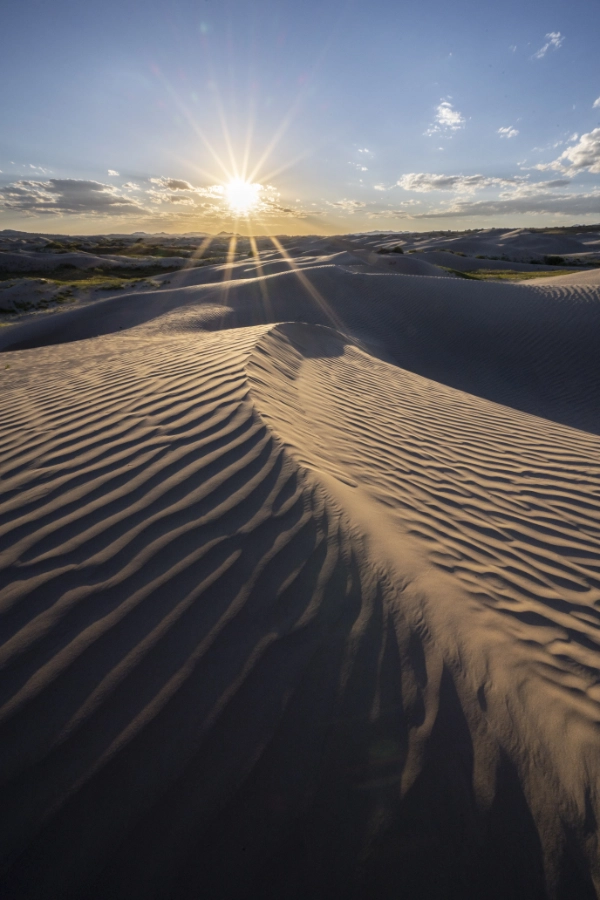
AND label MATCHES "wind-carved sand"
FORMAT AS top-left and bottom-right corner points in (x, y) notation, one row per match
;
(1, 229), (600, 899)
